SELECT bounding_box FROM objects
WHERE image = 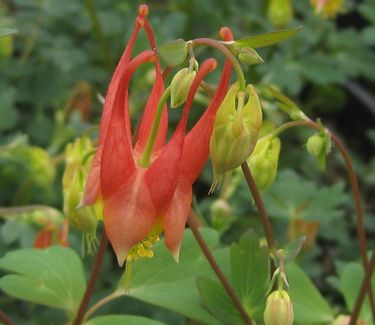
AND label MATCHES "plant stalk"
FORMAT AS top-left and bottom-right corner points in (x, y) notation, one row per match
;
(349, 245), (375, 325)
(272, 119), (375, 320)
(188, 210), (253, 325)
(0, 310), (16, 325)
(241, 162), (277, 254)
(73, 231), (108, 325)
